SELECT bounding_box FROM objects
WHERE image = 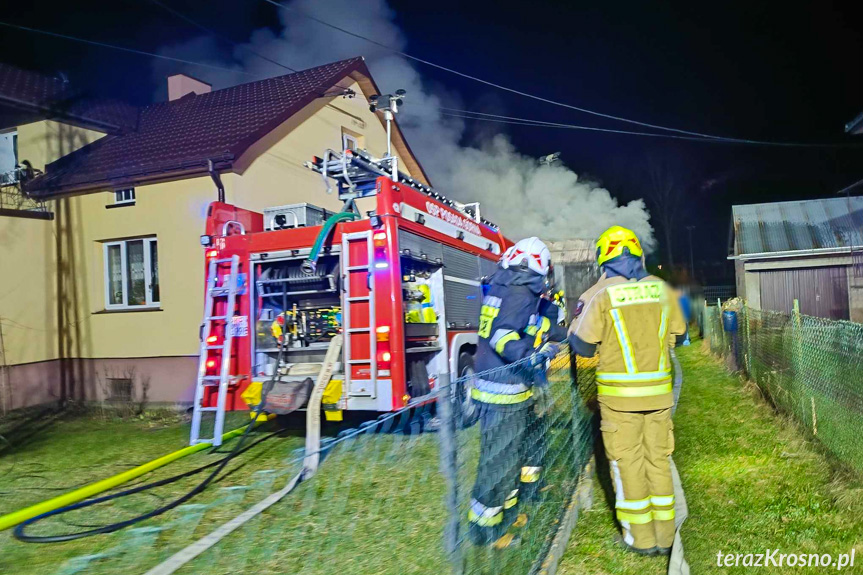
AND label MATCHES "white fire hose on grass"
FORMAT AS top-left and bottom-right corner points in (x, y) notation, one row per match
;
(668, 348), (690, 575)
(145, 335), (343, 575)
